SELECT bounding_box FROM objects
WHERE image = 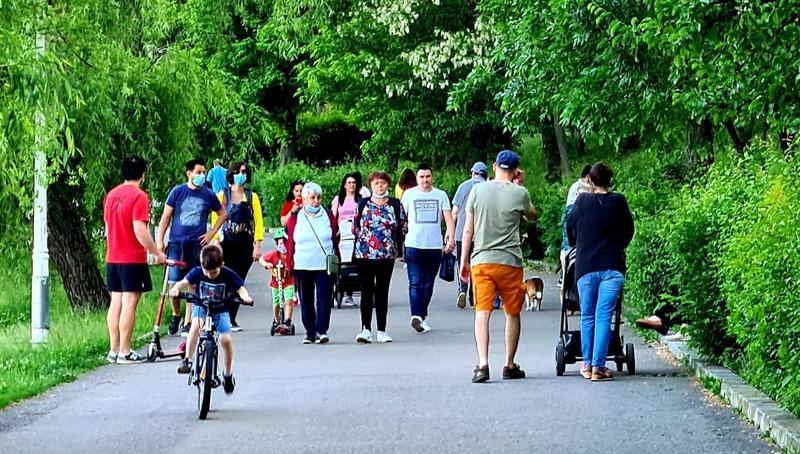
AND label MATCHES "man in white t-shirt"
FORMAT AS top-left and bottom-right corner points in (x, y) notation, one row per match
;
(401, 164), (456, 333)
